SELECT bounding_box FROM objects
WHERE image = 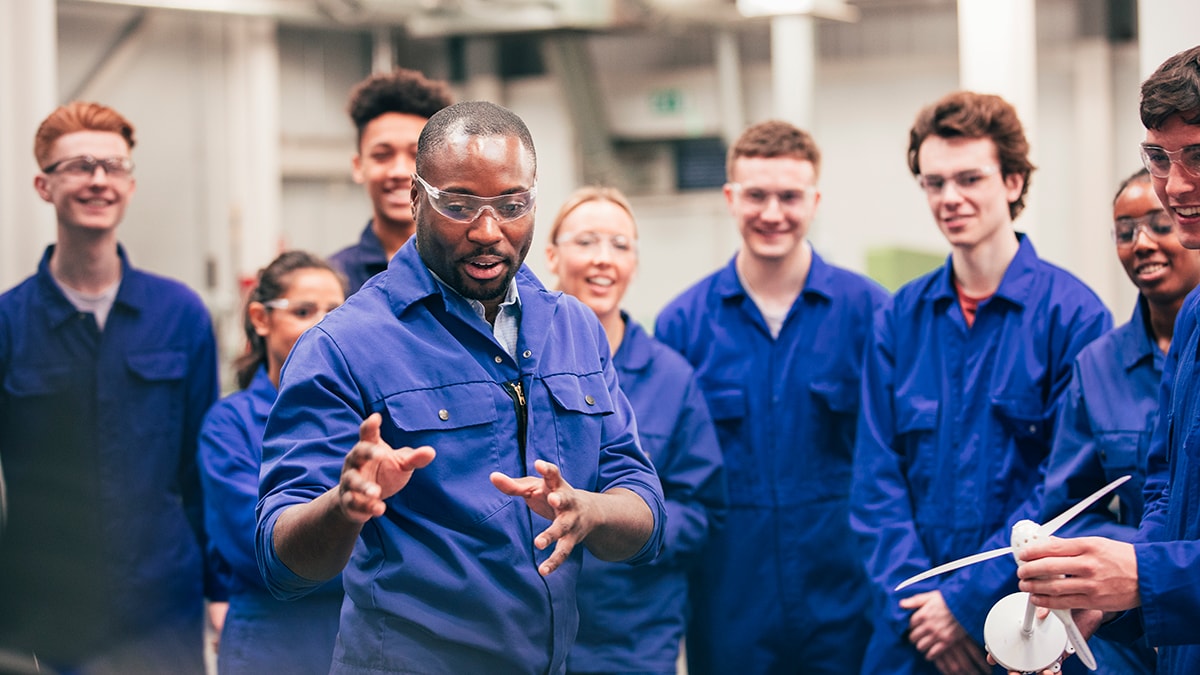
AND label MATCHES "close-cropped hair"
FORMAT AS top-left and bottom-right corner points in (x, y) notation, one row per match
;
(726, 120), (821, 180)
(33, 101), (135, 167)
(347, 68), (454, 148)
(548, 186), (638, 244)
(415, 101), (537, 177)
(907, 91), (1035, 220)
(235, 251), (345, 390)
(1113, 167), (1151, 206)
(1140, 45), (1200, 130)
